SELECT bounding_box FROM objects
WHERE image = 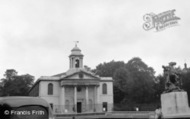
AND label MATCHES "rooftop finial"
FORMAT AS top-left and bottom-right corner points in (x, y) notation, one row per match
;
(74, 41), (79, 47)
